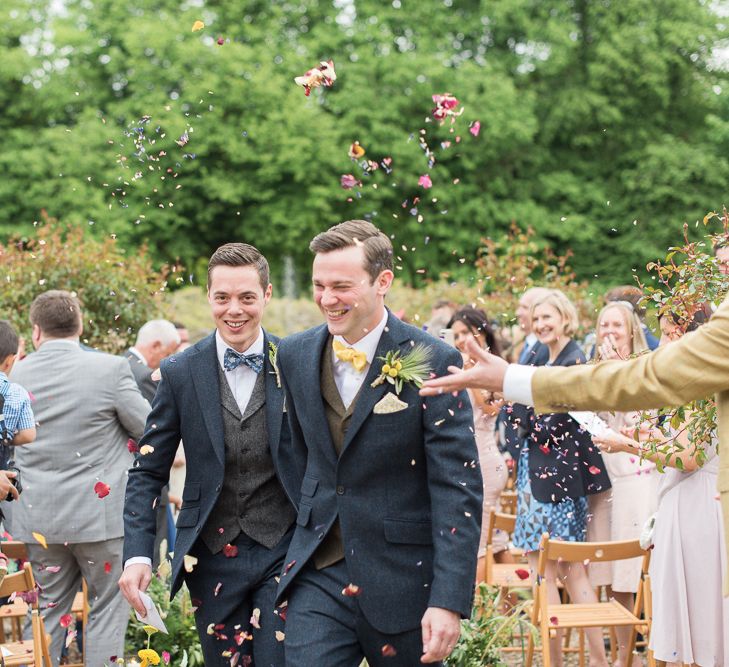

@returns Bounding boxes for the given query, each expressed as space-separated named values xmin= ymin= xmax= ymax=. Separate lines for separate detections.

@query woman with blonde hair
xmin=588 ymin=300 xmax=657 ymax=667
xmin=513 ymin=289 xmax=611 ymax=667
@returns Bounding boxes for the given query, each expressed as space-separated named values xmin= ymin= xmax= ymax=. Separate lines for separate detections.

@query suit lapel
xmin=264 ymin=331 xmax=284 ymax=464
xmin=189 ymin=334 xmax=226 ymax=467
xmin=340 ymin=312 xmax=408 ymax=454
xmin=303 ymin=326 xmax=339 ymax=466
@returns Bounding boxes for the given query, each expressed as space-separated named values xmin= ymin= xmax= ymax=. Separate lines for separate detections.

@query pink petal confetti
xmin=340 ymin=174 xmax=361 ymax=190
xmin=588 ymin=465 xmax=601 ymax=475
xmin=418 ymin=174 xmax=432 ymax=189
xmin=223 ymin=544 xmax=238 ymax=558
xmin=94 ymin=481 xmax=110 ymax=498
xmin=550 ymin=616 xmax=559 ymax=625
xmin=381 ymin=644 xmax=397 ymax=657
xmin=341 ymin=583 xmax=361 ymax=597
xmin=294 ymin=59 xmax=336 ymax=96
xmin=250 ymin=608 xmax=261 ymax=629
xmin=60 ymin=614 xmax=73 ymax=628
xmin=162 ymin=651 xmax=171 ymax=665
xmin=469 ymin=121 xmax=481 ymax=136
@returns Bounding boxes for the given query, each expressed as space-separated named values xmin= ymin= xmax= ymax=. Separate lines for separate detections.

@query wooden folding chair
xmin=0 ymin=541 xmax=29 ymax=643
xmin=499 ymin=489 xmax=518 ymax=515
xmin=526 ymin=532 xmax=654 ymax=667
xmin=479 ymin=512 xmax=532 ymax=588
xmin=0 ymin=562 xmax=52 ymax=666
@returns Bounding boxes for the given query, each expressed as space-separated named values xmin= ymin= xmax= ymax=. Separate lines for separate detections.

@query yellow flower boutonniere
xmin=268 ymin=341 xmax=281 ymax=388
xmin=371 ymin=344 xmax=433 ymax=395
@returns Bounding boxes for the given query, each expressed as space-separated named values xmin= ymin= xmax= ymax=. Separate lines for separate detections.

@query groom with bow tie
xmin=275 ymin=220 xmax=482 ymax=666
xmin=120 ymin=243 xmax=298 ymax=666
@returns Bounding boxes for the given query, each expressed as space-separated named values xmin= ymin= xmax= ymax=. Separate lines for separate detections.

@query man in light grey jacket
xmin=10 ymin=290 xmax=150 ymax=666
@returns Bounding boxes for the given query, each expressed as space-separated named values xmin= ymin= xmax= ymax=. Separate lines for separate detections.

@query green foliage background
xmin=1 ymin=0 xmax=728 ymax=289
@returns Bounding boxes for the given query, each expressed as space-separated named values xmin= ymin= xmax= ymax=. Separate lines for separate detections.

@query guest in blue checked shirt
xmin=0 ymin=320 xmax=36 ymax=452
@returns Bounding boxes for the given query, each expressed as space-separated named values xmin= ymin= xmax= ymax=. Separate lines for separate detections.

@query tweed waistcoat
xmin=313 ymin=340 xmax=361 ymax=569
xmin=200 ymin=365 xmax=295 ymax=554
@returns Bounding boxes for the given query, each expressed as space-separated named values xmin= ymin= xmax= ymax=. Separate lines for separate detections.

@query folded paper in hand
xmin=135 ymin=590 xmax=168 ymax=633
xmin=568 ymin=411 xmax=618 ymax=438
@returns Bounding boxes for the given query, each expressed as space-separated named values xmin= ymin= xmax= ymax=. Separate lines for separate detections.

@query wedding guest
xmin=419 ymin=281 xmax=729 ymax=610
xmin=604 ymin=285 xmax=659 ymax=350
xmin=513 ymin=289 xmax=610 ymax=667
xmin=448 ymin=308 xmax=513 ymax=576
xmin=11 ymin=291 xmax=150 ymax=666
xmin=589 ymin=301 xmax=656 ymax=667
xmin=714 ymin=238 xmax=729 ymax=277
xmin=593 ymin=305 xmax=727 ymax=667
xmin=423 ymin=298 xmax=456 ymax=336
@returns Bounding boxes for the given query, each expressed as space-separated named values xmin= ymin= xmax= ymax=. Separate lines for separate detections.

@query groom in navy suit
xmin=120 ymin=243 xmax=297 ymax=666
xmin=276 ymin=220 xmax=482 ymax=666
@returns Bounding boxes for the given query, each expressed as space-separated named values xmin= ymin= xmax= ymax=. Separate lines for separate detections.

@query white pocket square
xmin=373 ymin=392 xmax=408 ymax=415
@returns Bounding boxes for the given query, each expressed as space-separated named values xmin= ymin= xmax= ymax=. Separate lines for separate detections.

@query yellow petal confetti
xmin=32 ymin=532 xmax=48 ymax=549
xmin=184 ymin=554 xmax=198 ymax=573
xmin=191 ymin=20 xmax=205 ymax=32
xmin=140 ymin=445 xmax=155 ymax=455
xmin=275 ymin=630 xmax=286 ymax=642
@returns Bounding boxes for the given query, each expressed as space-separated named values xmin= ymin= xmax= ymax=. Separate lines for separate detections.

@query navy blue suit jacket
xmin=122 ymin=330 xmax=296 ymax=597
xmin=275 ymin=312 xmax=483 ymax=634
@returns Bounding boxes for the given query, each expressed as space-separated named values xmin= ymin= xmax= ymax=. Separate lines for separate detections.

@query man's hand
xmin=420 ymin=338 xmax=508 ymax=396
xmin=420 ymin=607 xmax=461 ymax=663
xmin=118 ymin=563 xmax=153 ymax=616
xmin=0 ymin=471 xmax=19 ymax=501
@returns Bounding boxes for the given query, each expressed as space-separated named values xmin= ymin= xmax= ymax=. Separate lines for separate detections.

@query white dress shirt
xmin=128 ymin=346 xmax=148 ymax=366
xmin=332 ymin=310 xmax=389 ymax=409
xmin=215 ymin=328 xmax=265 ymax=416
xmin=125 ymin=328 xmax=266 ymax=570
xmin=503 ymin=364 xmax=537 ymax=405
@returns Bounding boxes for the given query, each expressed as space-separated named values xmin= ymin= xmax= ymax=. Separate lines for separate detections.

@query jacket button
xmin=336 ymin=485 xmax=345 ymax=495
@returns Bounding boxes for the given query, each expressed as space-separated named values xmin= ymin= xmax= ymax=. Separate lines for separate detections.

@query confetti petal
xmin=32 ymin=532 xmax=48 ymax=549
xmin=294 ymin=59 xmax=336 ymax=96
xmin=514 ymin=568 xmax=530 ymax=580
xmin=94 ymin=481 xmax=111 ymax=498
xmin=60 ymin=614 xmax=73 ymax=628
xmin=191 ymin=20 xmax=205 ymax=32
xmin=418 ymin=174 xmax=432 ymax=189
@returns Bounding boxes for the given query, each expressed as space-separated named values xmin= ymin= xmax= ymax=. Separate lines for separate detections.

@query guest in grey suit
xmin=123 ymin=319 xmax=180 ymax=566
xmin=10 ymin=290 xmax=150 ymax=667
xmin=123 ymin=319 xmax=180 ymax=403
xmin=120 ymin=244 xmax=299 ymax=666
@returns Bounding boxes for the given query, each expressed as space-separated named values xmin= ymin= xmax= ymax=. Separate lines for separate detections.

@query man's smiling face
xmin=208 ymin=264 xmax=271 ymax=352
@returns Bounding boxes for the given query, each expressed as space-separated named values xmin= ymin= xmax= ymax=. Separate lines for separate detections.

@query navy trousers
xmin=285 ymin=560 xmax=443 ymax=667
xmin=185 ymin=529 xmax=291 ymax=667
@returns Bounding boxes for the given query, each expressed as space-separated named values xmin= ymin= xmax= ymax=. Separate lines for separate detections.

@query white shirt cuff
xmin=503 ymin=364 xmax=536 ymax=405
xmin=124 ymin=556 xmax=152 ymax=569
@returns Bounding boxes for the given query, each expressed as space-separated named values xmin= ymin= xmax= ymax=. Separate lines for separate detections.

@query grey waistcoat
xmin=200 ymin=365 xmax=295 ymax=554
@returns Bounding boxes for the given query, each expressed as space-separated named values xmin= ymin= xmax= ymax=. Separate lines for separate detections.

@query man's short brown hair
xmin=29 ymin=290 xmax=82 ymax=338
xmin=207 ymin=243 xmax=270 ymax=291
xmin=309 ymin=220 xmax=393 ymax=282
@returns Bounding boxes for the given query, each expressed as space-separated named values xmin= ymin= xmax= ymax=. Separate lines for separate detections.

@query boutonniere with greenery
xmin=268 ymin=341 xmax=281 ymax=388
xmin=371 ymin=344 xmax=433 ymax=395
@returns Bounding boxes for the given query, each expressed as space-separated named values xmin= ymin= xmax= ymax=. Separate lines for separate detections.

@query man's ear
xmin=376 ymin=270 xmax=394 ymax=295
xmin=264 ymin=283 xmax=273 ymax=304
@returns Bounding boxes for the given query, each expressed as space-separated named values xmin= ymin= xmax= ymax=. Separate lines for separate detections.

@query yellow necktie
xmin=333 ymin=340 xmax=368 ymax=372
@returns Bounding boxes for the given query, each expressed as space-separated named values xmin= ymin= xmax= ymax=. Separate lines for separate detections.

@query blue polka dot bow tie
xmin=223 ymin=348 xmax=265 ymax=374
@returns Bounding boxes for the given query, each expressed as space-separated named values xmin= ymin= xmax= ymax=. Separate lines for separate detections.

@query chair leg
xmin=526 ymin=628 xmax=535 ymax=667
xmin=541 ymin=619 xmax=552 ymax=667
xmin=578 ymin=628 xmax=585 ymax=667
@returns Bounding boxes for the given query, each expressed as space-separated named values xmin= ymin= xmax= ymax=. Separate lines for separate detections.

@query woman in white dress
xmin=448 ymin=308 xmax=513 ymax=577
xmin=588 ymin=302 xmax=659 ymax=667
xmin=594 ymin=307 xmax=728 ymax=667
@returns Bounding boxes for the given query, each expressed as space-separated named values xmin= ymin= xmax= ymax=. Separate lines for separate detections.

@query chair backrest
xmin=0 ymin=562 xmax=36 ymax=602
xmin=536 ymin=532 xmax=650 ymax=578
xmin=1 ymin=541 xmax=29 ymax=561
xmin=487 ymin=511 xmax=516 ymax=546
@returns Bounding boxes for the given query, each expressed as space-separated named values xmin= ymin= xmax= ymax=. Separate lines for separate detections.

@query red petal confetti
xmin=93 ymin=481 xmax=110 ymax=498
xmin=341 ymin=583 xmax=361 ymax=597
xmin=60 ymin=614 xmax=73 ymax=628
xmin=127 ymin=439 xmax=139 ymax=453
xmin=222 ymin=544 xmax=238 ymax=558
xmin=104 ymin=561 xmax=112 ymax=574
xmin=588 ymin=465 xmax=601 ymax=475
xmin=283 ymin=559 xmax=296 ymax=574
xmin=381 ymin=644 xmax=397 ymax=657
xmin=514 ymin=568 xmax=530 ymax=580
xmin=550 ymin=616 xmax=559 ymax=625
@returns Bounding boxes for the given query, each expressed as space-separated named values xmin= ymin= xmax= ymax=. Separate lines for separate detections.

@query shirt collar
xmin=215 ymin=328 xmax=265 ymax=371
xmin=128 ymin=346 xmax=148 ymax=366
xmin=333 ymin=309 xmax=389 ymax=366
xmin=524 ymin=333 xmax=538 ymax=348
